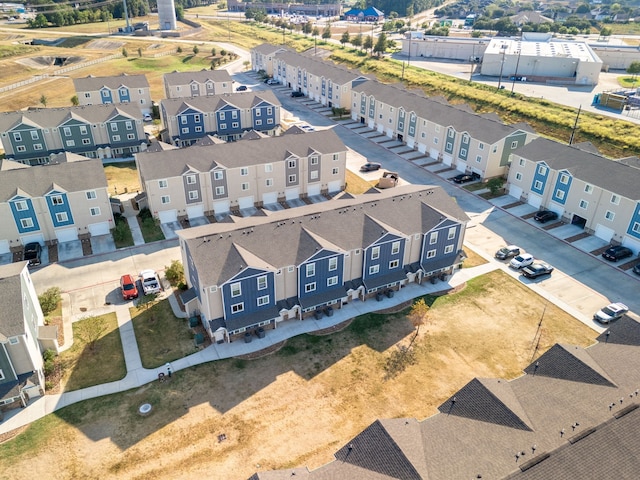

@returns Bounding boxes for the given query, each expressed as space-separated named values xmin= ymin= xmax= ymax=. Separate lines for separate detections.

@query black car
xmin=23 ymin=242 xmax=42 ymax=267
xmin=495 ymin=245 xmax=521 ymax=260
xmin=633 ymin=262 xmax=640 ymax=275
xmin=534 ymin=210 xmax=558 ymax=223
xmin=602 ymin=245 xmax=633 ymax=262
xmin=360 ymin=162 xmax=382 ymax=172
xmin=291 ymin=91 xmax=305 ymax=97
xmin=521 ymin=262 xmax=554 ymax=279
xmin=236 ymin=85 xmax=248 ymax=91
xmin=452 ymin=172 xmax=480 ymax=184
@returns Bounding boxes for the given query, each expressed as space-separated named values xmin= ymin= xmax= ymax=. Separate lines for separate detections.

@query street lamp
xmin=511 ymin=49 xmax=522 ymax=95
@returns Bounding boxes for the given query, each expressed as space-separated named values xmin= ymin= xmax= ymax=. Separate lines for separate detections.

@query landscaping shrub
xmin=164 ymin=260 xmax=185 ymax=287
xmin=39 ymin=287 xmax=61 ymax=316
xmin=138 ymin=207 xmax=153 ymax=220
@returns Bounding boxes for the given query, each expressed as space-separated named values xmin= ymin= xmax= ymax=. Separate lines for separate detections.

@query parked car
xmin=510 ymin=253 xmax=534 ymax=269
xmin=236 ymin=85 xmax=248 ymax=91
xmin=495 ymin=245 xmax=521 ymax=260
xmin=291 ymin=91 xmax=305 ymax=97
xmin=143 ymin=113 xmax=153 ymax=122
xmin=140 ymin=269 xmax=162 ymax=295
xmin=452 ymin=172 xmax=480 ymax=184
xmin=634 ymin=262 xmax=640 ymax=276
xmin=120 ymin=274 xmax=139 ymax=300
xmin=23 ymin=242 xmax=42 ymax=267
xmin=602 ymin=245 xmax=633 ymax=262
xmin=593 ymin=302 xmax=629 ymax=324
xmin=522 ymin=262 xmax=554 ymax=279
xmin=534 ymin=210 xmax=559 ymax=223
xmin=266 ymin=78 xmax=279 ymax=85
xmin=360 ymin=162 xmax=382 ymax=172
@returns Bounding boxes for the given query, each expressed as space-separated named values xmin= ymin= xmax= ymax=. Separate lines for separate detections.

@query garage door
xmin=238 ymin=196 xmax=254 ymax=210
xmin=622 ymin=236 xmax=640 ymax=255
xmin=213 ymin=200 xmax=230 ymax=214
xmin=327 ymin=180 xmax=342 ymax=193
xmin=158 ymin=209 xmax=177 ymax=223
xmin=186 ymin=205 xmax=204 ymax=219
xmin=56 ymin=227 xmax=78 ymax=243
xmin=0 ymin=239 xmax=9 ymax=254
xmin=262 ymin=192 xmax=278 ymax=205
xmin=456 ymin=162 xmax=466 ymax=173
xmin=508 ymin=185 xmax=523 ymax=200
xmin=307 ymin=184 xmax=321 ymax=197
xmin=88 ymin=222 xmax=110 ymax=236
xmin=285 ymin=188 xmax=299 ymax=201
xmin=527 ymin=194 xmax=542 ymax=209
xmin=594 ymin=224 xmax=614 ymax=242
xmin=21 ymin=233 xmax=45 ymax=246
xmin=442 ymin=154 xmax=453 ymax=166
xmin=430 ymin=148 xmax=439 ymax=160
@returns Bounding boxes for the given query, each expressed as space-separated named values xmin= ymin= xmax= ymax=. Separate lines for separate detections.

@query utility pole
xmin=569 ymin=105 xmax=582 ymax=145
xmin=511 ymin=49 xmax=522 ymax=95
xmin=497 ymin=45 xmax=507 ymax=90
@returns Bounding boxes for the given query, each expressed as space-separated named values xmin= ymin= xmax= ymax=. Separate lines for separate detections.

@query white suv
xmin=509 ymin=253 xmax=534 ymax=269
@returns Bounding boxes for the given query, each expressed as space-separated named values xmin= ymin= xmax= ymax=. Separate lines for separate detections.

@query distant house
xmin=344 ymin=6 xmax=384 ymax=22
xmin=163 ymin=69 xmax=233 ymax=99
xmin=159 ymin=91 xmax=281 ymax=146
xmin=177 ymin=185 xmax=468 ymax=343
xmin=0 ymin=156 xmax=113 ymax=250
xmin=73 ymin=74 xmax=152 ymax=114
xmin=0 ymin=263 xmax=58 ymax=415
xmin=136 ymin=129 xmax=347 ymax=223
xmin=0 ymin=104 xmax=148 ymax=165
xmin=510 ymin=10 xmax=554 ymax=26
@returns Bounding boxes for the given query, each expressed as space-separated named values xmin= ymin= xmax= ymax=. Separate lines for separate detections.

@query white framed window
xmin=265 ymin=178 xmax=273 ymax=187
xmin=230 ymin=282 xmax=242 ymax=297
xmin=446 ymin=142 xmax=452 ymax=150
xmin=515 ymin=173 xmax=522 ymax=181
xmin=63 ymin=127 xmax=71 ymax=137
xmin=240 ymin=167 xmax=249 ymax=176
xmin=537 ymin=165 xmax=547 ymax=175
xmin=209 ymin=286 xmax=217 ymax=293
xmin=369 ymin=265 xmax=380 ymax=275
xmin=110 ymin=122 xmax=118 ymax=131
xmin=332 ymin=167 xmax=339 ymax=175
xmin=181 ymin=128 xmax=189 ymax=134
xmin=633 ymin=222 xmax=640 ymax=234
xmin=327 ymin=276 xmax=338 ymax=287
xmin=257 ymin=275 xmax=267 ymax=290
xmin=159 ymin=179 xmax=168 ymax=188
xmin=16 ymin=146 xmax=26 ymax=152
xmin=186 ymin=175 xmax=196 ymax=184
xmin=328 ymin=257 xmax=337 ymax=271
xmin=476 ymin=155 xmax=482 ymax=163
xmin=15 ymin=200 xmax=27 ymax=211
xmin=427 ymin=249 xmax=436 ymax=259
xmin=55 ymin=212 xmax=68 ymax=222
xmin=355 ymin=249 xmax=361 ymax=255
xmin=460 ymin=148 xmax=467 ymax=157
xmin=519 ymin=158 xmax=525 ymax=166
xmin=560 ymin=173 xmax=570 ymax=184
xmin=82 ymin=138 xmax=91 ymax=145
xmin=21 ymin=218 xmax=34 ymax=228
xmin=389 ymin=259 xmax=399 ymax=269
xmin=34 ymin=144 xmax=43 ymax=150
xmin=241 ymin=183 xmax=249 ymax=191
xmin=90 ymin=207 xmax=100 ymax=216
xmin=448 ymin=227 xmax=456 ymax=240
xmin=257 ymin=295 xmax=269 ymax=306
xmin=534 ymin=180 xmax=543 ymax=190
xmin=288 ymin=160 xmax=296 ymax=168
xmin=112 ymin=134 xmax=121 ymax=141
xmin=288 ymin=174 xmax=296 ymax=183
xmin=306 ymin=263 xmax=315 ymax=277
xmin=305 ymin=282 xmax=316 ymax=293
xmin=430 ymin=232 xmax=438 ymax=244
xmin=584 ymin=184 xmax=593 ymax=194
xmin=579 ymin=199 xmax=588 ymax=209
xmin=605 ymin=211 xmax=615 ymax=221
xmin=125 ymin=121 xmax=133 ymax=130
xmin=215 ymin=186 xmax=225 ymax=195
xmin=193 ymin=115 xmax=201 ymax=123
xmin=65 ymin=140 xmax=75 ymax=147
xmin=310 ymin=171 xmax=319 ymax=180
xmin=213 ymin=171 xmax=223 ymax=180
xmin=219 ymin=123 xmax=227 ymax=129
xmin=333 ymin=154 xmax=339 ymax=161
xmin=51 ymin=195 xmax=64 ymax=205
xmin=264 ymin=163 xmax=273 ymax=173
xmin=219 ymin=112 xmax=225 ymax=120
xmin=444 ymin=245 xmax=454 ymax=254
xmin=13 ymin=132 xmax=22 ymax=141
xmin=232 ymin=122 xmax=239 ymax=128
xmin=161 ymin=195 xmax=170 ymax=204
xmin=371 ymin=246 xmax=380 ymax=260
xmin=188 ymin=191 xmax=199 ymax=200
xmin=231 ymin=111 xmax=238 ymax=119
xmin=310 ymin=156 xmax=318 ymax=165
xmin=555 ymin=189 xmax=565 ymax=200
xmin=611 ymin=194 xmax=620 ymax=205
xmin=479 ymin=143 xmax=484 ymax=150
xmin=231 ymin=303 xmax=244 ymax=314
xmin=391 ymin=241 xmax=400 ymax=255
xmin=288 ymin=266 xmax=295 ymax=273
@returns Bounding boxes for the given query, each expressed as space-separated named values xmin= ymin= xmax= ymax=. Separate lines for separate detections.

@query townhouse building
xmin=0 ymin=104 xmax=148 ymax=165
xmin=163 ymin=69 xmax=233 ymax=99
xmin=0 ymin=156 xmax=114 ymax=250
xmin=136 ymin=129 xmax=347 ymax=223
xmin=251 ymin=43 xmax=290 ymax=77
xmin=0 ymin=262 xmax=58 ymax=413
xmin=272 ymin=50 xmax=370 ymax=110
xmin=72 ymin=74 xmax=152 ymax=114
xmin=159 ymin=91 xmax=281 ymax=146
xmin=507 ymin=137 xmax=640 ymax=252
xmin=177 ymin=185 xmax=469 ymax=343
xmin=350 ymin=80 xmax=536 ymax=179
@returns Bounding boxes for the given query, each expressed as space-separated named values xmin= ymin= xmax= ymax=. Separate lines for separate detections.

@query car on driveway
xmin=291 ymin=91 xmax=305 ymax=97
xmin=266 ymin=78 xmax=279 ymax=85
xmin=593 ymin=302 xmax=629 ymax=324
xmin=534 ymin=210 xmax=558 ymax=223
xmin=120 ymin=274 xmax=139 ymax=300
xmin=236 ymin=85 xmax=248 ymax=91
xmin=23 ymin=242 xmax=42 ymax=267
xmin=452 ymin=172 xmax=480 ymax=184
xmin=602 ymin=245 xmax=633 ymax=262
xmin=360 ymin=162 xmax=382 ymax=172
xmin=522 ymin=262 xmax=554 ymax=279
xmin=510 ymin=253 xmax=534 ymax=269
xmin=140 ymin=269 xmax=162 ymax=295
xmin=495 ymin=245 xmax=521 ymax=260
xmin=634 ymin=262 xmax=640 ymax=275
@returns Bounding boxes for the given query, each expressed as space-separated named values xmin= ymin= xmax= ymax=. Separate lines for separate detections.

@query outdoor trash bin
xmin=386 ymin=289 xmax=394 ymax=298
xmin=189 ymin=316 xmax=199 ymax=328
xmin=376 ymin=292 xmax=384 ymax=301
xmin=256 ymin=327 xmax=266 ymax=338
xmin=314 ymin=309 xmax=323 ymax=320
xmin=324 ymin=306 xmax=334 ymax=316
xmin=194 ymin=332 xmax=204 ymax=345
xmin=244 ymin=332 xmax=252 ymax=343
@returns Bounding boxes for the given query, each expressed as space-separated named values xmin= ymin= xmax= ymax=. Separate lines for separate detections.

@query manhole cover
xmin=139 ymin=403 xmax=152 ymax=415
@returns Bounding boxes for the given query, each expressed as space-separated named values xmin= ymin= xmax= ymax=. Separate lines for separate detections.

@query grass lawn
xmin=53 ymin=313 xmax=126 ymax=392
xmin=618 ymin=76 xmax=640 ymax=88
xmin=462 ymin=247 xmax=487 ymax=268
xmin=345 ymin=169 xmax=376 ymax=194
xmin=103 ymin=161 xmax=140 ymax=196
xmin=112 ymin=214 xmax=134 ymax=249
xmin=131 ymin=298 xmax=198 ymax=369
xmin=0 ymin=270 xmax=598 ymax=479
xmin=138 ymin=216 xmax=165 ymax=243
xmin=463 ymin=182 xmax=488 ymax=192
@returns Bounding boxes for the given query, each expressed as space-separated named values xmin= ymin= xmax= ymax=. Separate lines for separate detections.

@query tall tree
xmin=373 ymin=32 xmax=387 ymax=56
xmin=340 ymin=31 xmax=350 ymax=46
xmin=363 ymin=35 xmax=373 ymax=53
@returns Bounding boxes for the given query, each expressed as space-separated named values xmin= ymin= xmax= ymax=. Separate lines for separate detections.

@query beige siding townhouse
xmin=73 ymin=74 xmax=152 ymax=114
xmin=163 ymin=69 xmax=233 ymax=99
xmin=251 ymin=43 xmax=291 ymax=76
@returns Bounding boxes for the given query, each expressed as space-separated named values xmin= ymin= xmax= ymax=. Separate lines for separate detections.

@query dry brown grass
xmin=345 ymin=169 xmax=376 ymax=194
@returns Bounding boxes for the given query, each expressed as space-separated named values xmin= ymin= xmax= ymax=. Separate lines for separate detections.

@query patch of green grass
xmin=618 ymin=76 xmax=640 ymax=88
xmin=56 ymin=36 xmax=92 ymax=48
xmin=112 ymin=214 xmax=134 ymax=248
xmin=58 ymin=313 xmax=126 ymax=391
xmin=138 ymin=217 xmax=165 ymax=243
xmin=0 ymin=414 xmax=64 ymax=461
xmin=348 ymin=313 xmax=390 ymax=336
xmin=463 ymin=182 xmax=488 ymax=192
xmin=0 ymin=44 xmax=38 ymax=59
xmin=132 ymin=299 xmax=198 ymax=369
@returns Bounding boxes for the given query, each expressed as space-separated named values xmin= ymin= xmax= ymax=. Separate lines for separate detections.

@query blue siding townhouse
xmin=160 ymin=91 xmax=281 ymax=146
xmin=177 ymin=185 xmax=468 ymax=343
xmin=73 ymin=74 xmax=152 ymax=115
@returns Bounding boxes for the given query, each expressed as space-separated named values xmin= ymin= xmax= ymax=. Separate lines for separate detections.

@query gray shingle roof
xmin=179 ymin=185 xmax=469 ymax=287
xmin=160 ymin=90 xmax=280 ymax=117
xmin=136 ymin=129 xmax=346 ymax=182
xmin=513 ymin=137 xmax=640 ymax=201
xmin=253 ymin=43 xmax=291 ymax=56
xmin=163 ymin=69 xmax=232 ymax=87
xmin=275 ymin=50 xmax=370 ymax=85
xmin=352 ymin=79 xmax=534 ymax=144
xmin=72 ymin=73 xmax=149 ymax=91
xmin=0 ymin=263 xmax=27 ymax=339
xmin=0 ymin=158 xmax=107 ymax=202
xmin=596 ymin=314 xmax=640 ymax=346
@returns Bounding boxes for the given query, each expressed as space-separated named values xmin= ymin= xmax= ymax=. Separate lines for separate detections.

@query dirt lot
xmin=0 ymin=270 xmax=596 ymax=480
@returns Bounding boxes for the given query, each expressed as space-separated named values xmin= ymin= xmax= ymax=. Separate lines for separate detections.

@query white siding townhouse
xmin=136 ymin=129 xmax=348 ymax=223
xmin=507 ymin=137 xmax=640 ymax=252
xmin=177 ymin=185 xmax=469 ymax=343
xmin=251 ymin=43 xmax=290 ymax=77
xmin=73 ymin=73 xmax=152 ymax=114
xmin=163 ymin=69 xmax=233 ymax=99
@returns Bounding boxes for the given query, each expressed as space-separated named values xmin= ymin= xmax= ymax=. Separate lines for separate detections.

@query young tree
xmin=340 ymin=31 xmax=350 ymax=46
xmin=322 ymin=24 xmax=332 ymax=40
xmin=70 ymin=95 xmax=79 ymax=106
xmin=193 ymin=45 xmax=199 ymax=55
xmin=137 ymin=47 xmax=142 ymax=57
xmin=165 ymin=260 xmax=185 ymax=286
xmin=312 ymin=26 xmax=320 ymax=39
xmin=408 ymin=298 xmax=430 ymax=349
xmin=40 ymin=94 xmax=48 ymax=107
xmin=373 ymin=32 xmax=387 ymax=56
xmin=75 ymin=316 xmax=108 ymax=351
xmin=39 ymin=287 xmax=62 ymax=316
xmin=627 ymin=61 xmax=640 ymax=79
xmin=352 ymin=33 xmax=363 ymax=49
xmin=122 ymin=47 xmax=128 ymax=57
xmin=363 ymin=35 xmax=373 ymax=53
xmin=211 ymin=47 xmax=216 ymax=56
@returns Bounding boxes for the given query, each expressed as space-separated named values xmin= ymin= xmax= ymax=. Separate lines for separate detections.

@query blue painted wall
xmin=222 ymin=268 xmax=276 ymax=320
xmin=9 ymin=197 xmax=40 ymax=233
xmin=46 ymin=191 xmax=74 ymax=227
xmin=298 ymin=250 xmax=344 ymax=301
xmin=531 ymin=162 xmax=550 ymax=195
xmin=551 ymin=170 xmax=572 ymax=205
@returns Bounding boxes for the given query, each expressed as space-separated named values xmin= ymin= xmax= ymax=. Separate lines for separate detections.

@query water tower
xmin=157 ymin=0 xmax=177 ymax=30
